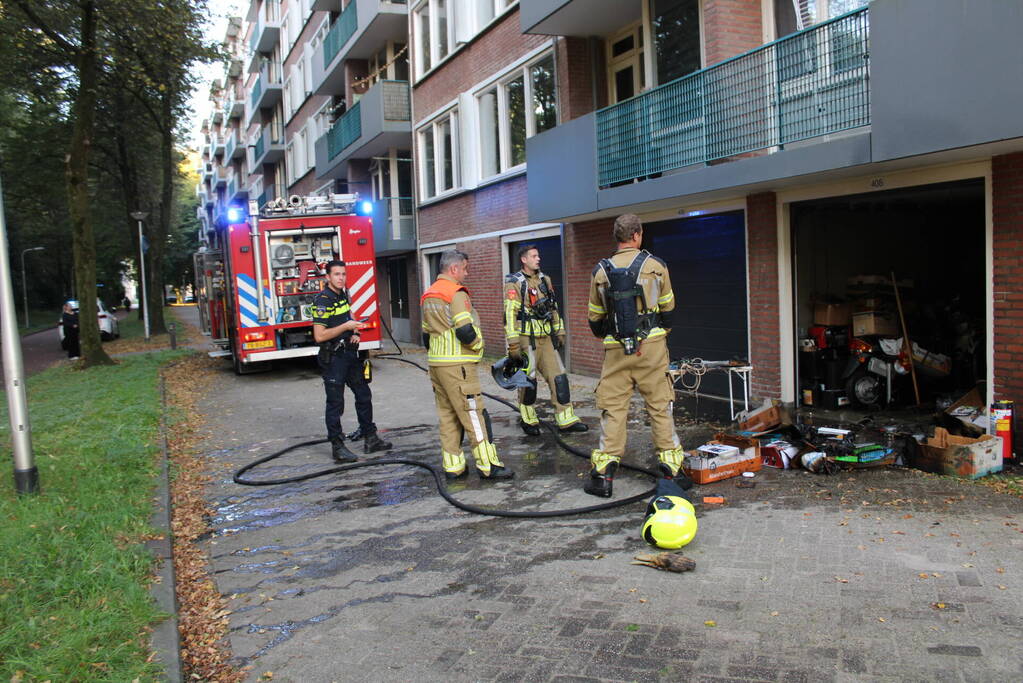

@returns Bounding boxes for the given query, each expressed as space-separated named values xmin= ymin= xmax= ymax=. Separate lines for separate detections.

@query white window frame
xmin=413 ymin=0 xmax=456 ymax=79
xmin=420 ymin=243 xmax=455 ymax=292
xmin=475 ymin=50 xmax=557 ymax=181
xmin=417 ymin=108 xmax=460 ymax=201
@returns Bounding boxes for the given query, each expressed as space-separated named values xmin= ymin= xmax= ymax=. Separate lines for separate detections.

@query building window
xmin=651 ymin=0 xmax=701 ymax=84
xmin=477 ymin=52 xmax=557 ymax=178
xmin=473 ymin=0 xmax=514 ymax=31
xmin=418 ymin=111 xmax=458 ymax=199
xmin=414 ymin=0 xmax=454 ymax=77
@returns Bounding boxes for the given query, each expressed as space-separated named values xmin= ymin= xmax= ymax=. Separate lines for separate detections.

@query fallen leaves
xmin=165 ymin=354 xmax=245 ymax=683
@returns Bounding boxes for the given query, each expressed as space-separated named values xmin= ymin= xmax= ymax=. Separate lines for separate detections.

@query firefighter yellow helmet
xmin=642 ymin=495 xmax=697 ymax=549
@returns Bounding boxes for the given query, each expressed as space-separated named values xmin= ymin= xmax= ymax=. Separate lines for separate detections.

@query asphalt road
xmin=1 ymin=309 xmax=131 ymax=379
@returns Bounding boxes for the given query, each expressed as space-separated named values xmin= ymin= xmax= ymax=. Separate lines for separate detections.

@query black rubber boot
xmin=559 ymin=422 xmax=589 ymax=433
xmin=364 ymin=432 xmax=392 ymax=453
xmin=478 ymin=465 xmax=515 ymax=480
xmin=518 ymin=419 xmax=542 ymax=436
xmin=445 ymin=469 xmax=468 ymax=481
xmin=583 ymin=462 xmax=617 ymax=498
xmin=345 ymin=426 xmax=364 ymax=441
xmin=658 ymin=462 xmax=694 ymax=490
xmin=331 ymin=438 xmax=358 ymax=463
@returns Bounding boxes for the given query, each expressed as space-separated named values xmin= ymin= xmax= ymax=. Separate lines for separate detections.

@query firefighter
xmin=583 ymin=214 xmax=689 ymax=497
xmin=312 ymin=260 xmax=392 ymax=462
xmin=421 ymin=250 xmax=513 ymax=480
xmin=504 ymin=244 xmax=587 ymax=435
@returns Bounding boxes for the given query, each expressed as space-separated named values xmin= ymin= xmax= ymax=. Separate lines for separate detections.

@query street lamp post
xmin=130 ymin=211 xmax=150 ymax=341
xmin=20 ymin=246 xmax=44 ymax=328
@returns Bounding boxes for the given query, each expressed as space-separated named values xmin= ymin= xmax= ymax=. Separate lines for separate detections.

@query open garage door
xmin=792 ymin=179 xmax=986 ymax=409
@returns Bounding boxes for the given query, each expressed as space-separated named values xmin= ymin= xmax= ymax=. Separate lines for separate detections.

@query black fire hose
xmin=232 ymin=318 xmax=660 ymax=518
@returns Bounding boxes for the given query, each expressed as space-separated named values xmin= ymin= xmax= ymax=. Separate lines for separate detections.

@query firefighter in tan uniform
xmin=583 ymin=214 xmax=689 ymax=497
xmin=504 ymin=244 xmax=588 ymax=435
xmin=421 ymin=250 xmax=514 ymax=481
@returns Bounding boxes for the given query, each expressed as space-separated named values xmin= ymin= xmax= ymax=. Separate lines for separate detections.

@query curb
xmin=147 ymin=376 xmax=183 ymax=682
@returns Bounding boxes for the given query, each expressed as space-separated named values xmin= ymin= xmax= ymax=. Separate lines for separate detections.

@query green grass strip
xmin=0 ymin=350 xmax=190 ymax=681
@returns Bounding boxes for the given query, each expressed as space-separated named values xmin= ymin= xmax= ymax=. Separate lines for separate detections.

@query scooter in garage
xmin=842 ymin=337 xmax=909 ymax=407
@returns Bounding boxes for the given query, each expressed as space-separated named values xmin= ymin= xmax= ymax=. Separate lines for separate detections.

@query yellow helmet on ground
xmin=642 ymin=495 xmax=698 ymax=549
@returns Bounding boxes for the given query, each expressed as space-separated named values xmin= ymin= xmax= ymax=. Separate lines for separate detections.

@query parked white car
xmin=57 ymin=299 xmax=120 ymax=345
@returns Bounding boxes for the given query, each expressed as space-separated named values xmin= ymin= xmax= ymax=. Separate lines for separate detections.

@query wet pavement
xmin=192 ymin=339 xmax=1023 ymax=682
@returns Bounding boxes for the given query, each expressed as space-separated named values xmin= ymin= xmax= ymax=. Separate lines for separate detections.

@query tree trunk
xmin=146 ymin=92 xmax=175 ymax=336
xmin=66 ymin=0 xmax=113 ymax=367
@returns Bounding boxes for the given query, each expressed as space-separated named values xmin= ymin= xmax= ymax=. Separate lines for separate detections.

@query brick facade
xmin=702 ymin=0 xmax=764 ymax=67
xmin=412 ymin=9 xmax=552 ymax=121
xmin=992 ymin=153 xmax=1023 ymax=437
xmin=562 ymin=218 xmax=616 ymax=375
xmin=746 ymin=192 xmax=781 ymax=401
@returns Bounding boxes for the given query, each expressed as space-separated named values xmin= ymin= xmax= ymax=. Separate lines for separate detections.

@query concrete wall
xmin=871 ymin=0 xmax=1023 ymax=162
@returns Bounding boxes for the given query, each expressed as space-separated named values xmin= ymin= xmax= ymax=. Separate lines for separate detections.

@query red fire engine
xmin=194 ymin=194 xmax=382 ymax=373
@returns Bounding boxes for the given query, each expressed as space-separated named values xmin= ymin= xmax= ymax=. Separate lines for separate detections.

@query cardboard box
xmin=915 ymin=427 xmax=1003 ymax=479
xmin=945 ymin=386 xmax=986 ymax=437
xmin=852 ymin=311 xmax=898 ymax=337
xmin=684 ymin=447 xmax=762 ymax=484
xmin=761 ymin=441 xmax=799 ymax=469
xmin=814 ymin=303 xmax=852 ymax=326
xmin=738 ymin=404 xmax=782 ymax=432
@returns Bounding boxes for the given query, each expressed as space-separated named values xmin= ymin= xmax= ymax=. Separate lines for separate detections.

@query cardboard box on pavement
xmin=684 ymin=434 xmax=762 ymax=484
xmin=916 ymin=427 xmax=1003 ymax=479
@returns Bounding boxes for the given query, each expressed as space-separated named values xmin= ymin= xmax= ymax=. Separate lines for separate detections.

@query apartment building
xmin=522 ymin=0 xmax=1023 ymax=413
xmin=198 ymin=0 xmax=1023 ymax=421
xmin=197 ymin=0 xmax=419 ymax=341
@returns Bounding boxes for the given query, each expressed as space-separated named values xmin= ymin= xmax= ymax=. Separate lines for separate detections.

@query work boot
xmin=345 ymin=426 xmax=364 ymax=441
xmin=559 ymin=421 xmax=589 ymax=433
xmin=364 ymin=432 xmax=392 ymax=453
xmin=583 ymin=462 xmax=617 ymax=498
xmin=445 ymin=468 xmax=468 ymax=481
xmin=659 ymin=462 xmax=694 ymax=490
xmin=331 ymin=438 xmax=358 ymax=463
xmin=518 ymin=419 xmax=542 ymax=436
xmin=478 ymin=464 xmax=515 ymax=480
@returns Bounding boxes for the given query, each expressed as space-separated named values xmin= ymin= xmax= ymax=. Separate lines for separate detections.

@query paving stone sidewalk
xmin=192 ymin=344 xmax=1023 ymax=683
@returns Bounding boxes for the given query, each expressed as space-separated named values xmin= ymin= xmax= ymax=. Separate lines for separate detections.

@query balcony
xmin=248 ymin=2 xmax=281 ymax=55
xmin=311 ymin=0 xmax=342 ymax=10
xmin=228 ymin=97 xmax=245 ymax=119
xmin=369 ymin=196 xmax=416 ymax=256
xmin=251 ymin=126 xmax=285 ymax=167
xmin=313 ymin=0 xmax=409 ymax=96
xmin=527 ymin=7 xmax=875 ymax=222
xmin=201 ymin=162 xmax=214 ymax=184
xmin=248 ymin=61 xmax=283 ymax=125
xmin=520 ymin=0 xmax=639 ymax=37
xmin=314 ymin=80 xmax=411 ymax=179
xmin=212 ymin=134 xmax=226 ymax=158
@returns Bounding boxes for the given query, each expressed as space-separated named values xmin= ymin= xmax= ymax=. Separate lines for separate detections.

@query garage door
xmin=644 ymin=211 xmax=749 ymax=398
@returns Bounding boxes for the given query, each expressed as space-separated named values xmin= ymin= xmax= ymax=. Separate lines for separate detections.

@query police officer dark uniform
xmin=584 ymin=214 xmax=688 ymax=498
xmin=504 ymin=244 xmax=587 ymax=435
xmin=421 ymin=250 xmax=513 ymax=480
xmin=312 ymin=260 xmax=391 ymax=462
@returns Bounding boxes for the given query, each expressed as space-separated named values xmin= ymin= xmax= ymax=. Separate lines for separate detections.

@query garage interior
xmin=792 ymin=178 xmax=986 ymax=411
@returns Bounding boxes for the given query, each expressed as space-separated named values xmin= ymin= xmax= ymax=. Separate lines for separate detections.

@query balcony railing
xmin=323 ymin=0 xmax=358 ymax=69
xmin=596 ymin=7 xmax=869 ymax=187
xmin=250 ymin=76 xmax=263 ymax=108
xmin=327 ymin=100 xmax=361 ymax=160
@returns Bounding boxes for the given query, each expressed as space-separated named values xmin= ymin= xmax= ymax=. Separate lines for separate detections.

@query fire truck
xmin=193 ymin=194 xmax=382 ymax=373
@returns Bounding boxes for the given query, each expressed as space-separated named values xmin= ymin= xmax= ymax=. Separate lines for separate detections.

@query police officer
xmin=422 ymin=250 xmax=513 ymax=480
xmin=312 ymin=260 xmax=391 ymax=462
xmin=584 ymin=214 xmax=688 ymax=497
xmin=504 ymin=244 xmax=587 ymax=435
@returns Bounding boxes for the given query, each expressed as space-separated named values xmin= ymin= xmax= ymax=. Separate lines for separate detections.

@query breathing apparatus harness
xmin=597 ymin=250 xmax=657 ymax=355
xmin=508 ymin=270 xmax=561 ymax=350
xmin=232 ymin=316 xmax=661 ymax=518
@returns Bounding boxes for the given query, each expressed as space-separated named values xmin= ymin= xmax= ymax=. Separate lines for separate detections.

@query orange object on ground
xmin=702 ymin=496 xmax=726 ymax=504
